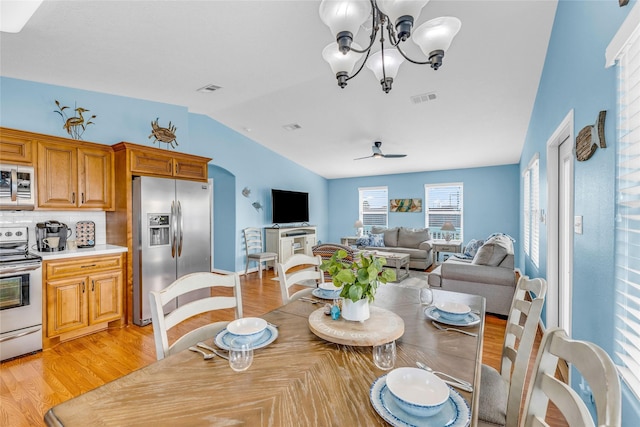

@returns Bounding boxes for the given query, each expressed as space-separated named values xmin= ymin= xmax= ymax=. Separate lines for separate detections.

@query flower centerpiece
xmin=320 ymin=249 xmax=396 ymax=321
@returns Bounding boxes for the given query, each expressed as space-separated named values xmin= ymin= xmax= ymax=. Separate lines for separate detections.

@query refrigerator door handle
xmin=170 ymin=200 xmax=177 ymax=258
xmin=177 ymin=200 xmax=184 ymax=257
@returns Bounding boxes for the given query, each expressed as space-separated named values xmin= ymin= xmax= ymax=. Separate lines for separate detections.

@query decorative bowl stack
xmin=385 ymin=367 xmax=449 ymax=417
xmin=316 ymin=282 xmax=342 ymax=299
xmin=226 ymin=317 xmax=268 ymax=344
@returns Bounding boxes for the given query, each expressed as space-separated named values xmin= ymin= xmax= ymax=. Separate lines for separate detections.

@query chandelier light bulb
xmin=319 ymin=0 xmax=370 ymax=53
xmin=322 ymin=42 xmax=364 ymax=88
xmin=376 ymin=0 xmax=430 ymax=41
xmin=366 ymin=49 xmax=405 ymax=92
xmin=412 ymin=16 xmax=462 ymax=69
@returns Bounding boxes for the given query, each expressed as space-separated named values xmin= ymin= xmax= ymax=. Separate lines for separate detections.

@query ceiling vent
xmin=410 ymin=91 xmax=437 ymax=104
xmin=197 ymin=84 xmax=222 ymax=93
xmin=283 ymin=123 xmax=302 ymax=131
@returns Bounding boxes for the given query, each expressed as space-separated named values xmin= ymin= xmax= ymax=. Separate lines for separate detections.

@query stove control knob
xmin=15 ymin=231 xmax=23 ymax=236
xmin=5 ymin=231 xmax=13 ymax=237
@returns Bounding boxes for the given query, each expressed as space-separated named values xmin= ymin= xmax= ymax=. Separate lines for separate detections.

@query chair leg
xmin=258 ymin=261 xmax=263 ymax=279
xmin=245 ymin=259 xmax=250 ymax=276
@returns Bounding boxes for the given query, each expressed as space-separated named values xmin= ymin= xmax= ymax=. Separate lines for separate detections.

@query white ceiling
xmin=0 ymin=0 xmax=557 ymax=179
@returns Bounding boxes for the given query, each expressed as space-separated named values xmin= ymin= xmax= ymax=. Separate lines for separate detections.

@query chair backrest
xmin=501 ymin=275 xmax=548 ymax=426
xmin=149 ymin=271 xmax=243 ymax=360
xmin=243 ymin=227 xmax=265 ymax=255
xmin=522 ymin=327 xmax=621 ymax=427
xmin=312 ymin=243 xmax=355 ymax=281
xmin=276 ymin=254 xmax=324 ymax=304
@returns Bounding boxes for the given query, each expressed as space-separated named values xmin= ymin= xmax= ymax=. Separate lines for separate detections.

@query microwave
xmin=0 ymin=164 xmax=35 ymax=210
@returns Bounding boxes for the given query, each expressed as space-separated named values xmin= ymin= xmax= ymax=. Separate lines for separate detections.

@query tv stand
xmin=265 ymin=226 xmax=317 ymax=265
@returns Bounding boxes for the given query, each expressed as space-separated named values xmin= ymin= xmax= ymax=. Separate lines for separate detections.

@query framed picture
xmin=390 ymin=198 xmax=422 ymax=212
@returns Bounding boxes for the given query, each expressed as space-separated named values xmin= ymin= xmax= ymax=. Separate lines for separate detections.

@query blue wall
xmin=0 ymin=77 xmax=329 ymax=272
xmin=520 ymin=1 xmax=639 ymax=423
xmin=327 ymin=165 xmax=520 ymax=254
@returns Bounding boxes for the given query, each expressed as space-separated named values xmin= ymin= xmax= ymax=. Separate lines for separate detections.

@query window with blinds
xmin=523 ymin=155 xmax=540 ymax=267
xmin=611 ymin=11 xmax=640 ymax=400
xmin=359 ymin=186 xmax=388 ymax=228
xmin=425 ymin=183 xmax=463 ymax=240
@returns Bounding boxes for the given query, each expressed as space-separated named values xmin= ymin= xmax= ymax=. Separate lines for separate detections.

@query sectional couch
xmin=356 ymin=226 xmax=434 ymax=270
xmin=427 ymin=234 xmax=517 ymax=316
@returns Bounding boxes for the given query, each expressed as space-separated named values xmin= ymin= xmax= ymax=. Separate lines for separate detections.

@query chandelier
xmin=319 ymin=0 xmax=461 ymax=93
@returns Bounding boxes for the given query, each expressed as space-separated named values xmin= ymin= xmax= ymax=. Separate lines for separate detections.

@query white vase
xmin=341 ymin=298 xmax=370 ymax=322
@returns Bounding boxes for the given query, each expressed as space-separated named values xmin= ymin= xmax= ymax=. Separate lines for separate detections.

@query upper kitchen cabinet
xmin=116 ymin=142 xmax=209 ymax=181
xmin=0 ymin=127 xmax=35 ymax=165
xmin=37 ymin=139 xmax=114 ymax=210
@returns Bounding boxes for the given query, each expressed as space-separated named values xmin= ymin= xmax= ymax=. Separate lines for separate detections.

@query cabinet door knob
xmin=82 ymin=281 xmax=85 ymax=293
xmin=82 ymin=193 xmax=85 ymax=204
xmin=92 ymin=280 xmax=95 ymax=292
xmin=72 ymin=192 xmax=76 ymax=204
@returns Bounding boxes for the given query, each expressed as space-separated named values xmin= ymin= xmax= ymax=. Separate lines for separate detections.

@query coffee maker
xmin=36 ymin=221 xmax=71 ymax=252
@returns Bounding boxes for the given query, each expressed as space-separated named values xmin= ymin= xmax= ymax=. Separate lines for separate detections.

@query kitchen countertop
xmin=33 ymin=244 xmax=127 ymax=261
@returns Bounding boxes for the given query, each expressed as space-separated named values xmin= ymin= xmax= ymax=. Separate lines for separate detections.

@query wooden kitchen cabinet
xmin=126 ymin=144 xmax=209 ymax=180
xmin=44 ymin=254 xmax=124 ymax=347
xmin=37 ymin=140 xmax=114 ymax=210
xmin=0 ymin=128 xmax=34 ymax=164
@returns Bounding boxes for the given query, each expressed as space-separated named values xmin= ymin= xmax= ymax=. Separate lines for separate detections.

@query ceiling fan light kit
xmin=355 ymin=141 xmax=407 ymax=160
xmin=319 ymin=0 xmax=461 ymax=93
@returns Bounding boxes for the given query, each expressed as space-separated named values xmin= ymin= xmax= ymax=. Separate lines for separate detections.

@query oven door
xmin=0 ymin=164 xmax=35 ymax=210
xmin=0 ymin=263 xmax=43 ymax=361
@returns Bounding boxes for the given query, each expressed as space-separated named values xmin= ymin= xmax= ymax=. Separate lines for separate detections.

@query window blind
xmin=425 ymin=183 xmax=463 ymax=240
xmin=613 ymin=15 xmax=640 ymax=400
xmin=359 ymin=186 xmax=388 ymax=228
xmin=524 ymin=169 xmax=531 ymax=256
xmin=531 ymin=158 xmax=540 ymax=267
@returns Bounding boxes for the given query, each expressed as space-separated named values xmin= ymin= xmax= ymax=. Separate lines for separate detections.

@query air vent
xmin=283 ymin=123 xmax=302 ymax=131
xmin=197 ymin=84 xmax=222 ymax=93
xmin=410 ymin=91 xmax=437 ymax=104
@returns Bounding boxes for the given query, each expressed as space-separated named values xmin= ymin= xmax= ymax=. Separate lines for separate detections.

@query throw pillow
xmin=355 ymin=235 xmax=370 ymax=247
xmin=369 ymin=233 xmax=385 ymax=247
xmin=383 ymin=227 xmax=399 ymax=247
xmin=464 ymin=239 xmax=484 ymax=258
xmin=472 ymin=236 xmax=510 ymax=266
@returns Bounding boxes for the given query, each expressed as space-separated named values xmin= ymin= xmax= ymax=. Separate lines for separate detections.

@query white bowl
xmin=318 ymin=282 xmax=342 ymax=292
xmin=226 ymin=317 xmax=267 ymax=343
xmin=386 ymin=367 xmax=449 ymax=417
xmin=434 ymin=301 xmax=471 ymax=321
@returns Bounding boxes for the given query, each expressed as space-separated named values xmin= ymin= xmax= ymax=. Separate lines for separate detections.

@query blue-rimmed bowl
xmin=385 ymin=367 xmax=449 ymax=417
xmin=434 ymin=301 xmax=471 ymax=321
xmin=318 ymin=282 xmax=342 ymax=297
xmin=226 ymin=317 xmax=267 ymax=344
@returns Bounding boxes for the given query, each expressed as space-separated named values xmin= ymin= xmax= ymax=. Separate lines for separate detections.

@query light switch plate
xmin=574 ymin=215 xmax=583 ymax=234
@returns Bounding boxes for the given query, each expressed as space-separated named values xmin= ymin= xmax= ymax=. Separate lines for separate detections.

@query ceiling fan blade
xmin=354 ymin=155 xmax=374 ymax=160
xmin=382 ymin=154 xmax=407 ymax=158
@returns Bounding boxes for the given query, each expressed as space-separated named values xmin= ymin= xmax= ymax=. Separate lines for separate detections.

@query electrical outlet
xmin=574 ymin=215 xmax=583 ymax=234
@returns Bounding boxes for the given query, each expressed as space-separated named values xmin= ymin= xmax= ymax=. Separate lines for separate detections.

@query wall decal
xmin=54 ymin=100 xmax=96 ymax=140
xmin=149 ymin=118 xmax=178 ymax=148
xmin=575 ymin=110 xmax=606 ymax=161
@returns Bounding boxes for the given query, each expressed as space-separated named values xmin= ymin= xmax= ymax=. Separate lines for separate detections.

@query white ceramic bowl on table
xmin=226 ymin=317 xmax=268 ymax=344
xmin=318 ymin=282 xmax=342 ymax=298
xmin=385 ymin=367 xmax=449 ymax=417
xmin=434 ymin=301 xmax=471 ymax=321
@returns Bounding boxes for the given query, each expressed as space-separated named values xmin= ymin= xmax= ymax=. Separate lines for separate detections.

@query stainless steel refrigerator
xmin=132 ymin=176 xmax=212 ymax=326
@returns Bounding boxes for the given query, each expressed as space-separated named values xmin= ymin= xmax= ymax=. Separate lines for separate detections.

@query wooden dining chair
xmin=478 ymin=275 xmax=547 ymax=427
xmin=243 ymin=227 xmax=278 ymax=278
xmin=312 ymin=243 xmax=355 ymax=282
xmin=276 ymin=254 xmax=324 ymax=304
xmin=149 ymin=271 xmax=243 ymax=360
xmin=521 ymin=327 xmax=621 ymax=427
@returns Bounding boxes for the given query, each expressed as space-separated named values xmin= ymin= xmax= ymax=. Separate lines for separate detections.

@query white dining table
xmin=44 ymin=285 xmax=485 ymax=426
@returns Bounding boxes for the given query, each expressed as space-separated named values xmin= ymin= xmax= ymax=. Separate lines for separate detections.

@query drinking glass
xmin=229 ymin=338 xmax=253 ymax=372
xmin=419 ymin=288 xmax=433 ymax=306
xmin=373 ymin=341 xmax=396 ymax=370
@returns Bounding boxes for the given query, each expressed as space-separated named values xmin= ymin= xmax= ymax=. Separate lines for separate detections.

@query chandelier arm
xmin=394 ymin=43 xmax=432 ymax=65
xmin=386 ymin=22 xmax=402 ymax=48
xmin=348 ymin=0 xmax=379 ymax=54
xmin=345 ymin=48 xmax=373 ymax=82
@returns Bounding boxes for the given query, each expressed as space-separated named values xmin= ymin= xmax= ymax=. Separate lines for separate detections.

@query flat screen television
xmin=271 ymin=189 xmax=309 ymax=224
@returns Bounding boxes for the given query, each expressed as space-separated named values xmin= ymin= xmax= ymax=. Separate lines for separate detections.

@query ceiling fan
xmin=354 ymin=141 xmax=407 ymax=160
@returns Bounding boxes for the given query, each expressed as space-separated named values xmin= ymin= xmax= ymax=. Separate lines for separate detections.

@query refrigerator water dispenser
xmin=148 ymin=214 xmax=170 ymax=246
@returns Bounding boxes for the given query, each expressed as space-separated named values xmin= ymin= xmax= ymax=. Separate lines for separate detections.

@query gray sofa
xmin=357 ymin=226 xmax=434 ymax=270
xmin=427 ymin=234 xmax=517 ymax=316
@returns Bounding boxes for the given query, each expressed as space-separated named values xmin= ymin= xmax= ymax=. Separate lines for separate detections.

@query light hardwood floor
xmin=0 ymin=269 xmax=567 ymax=426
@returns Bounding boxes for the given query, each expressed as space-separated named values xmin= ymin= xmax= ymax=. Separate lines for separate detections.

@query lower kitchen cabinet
xmin=44 ymin=253 xmax=124 ymax=348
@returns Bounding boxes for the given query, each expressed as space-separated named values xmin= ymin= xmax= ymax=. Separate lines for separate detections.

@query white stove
xmin=0 ymin=226 xmax=43 ymax=361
